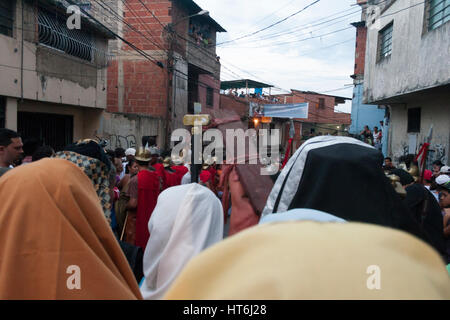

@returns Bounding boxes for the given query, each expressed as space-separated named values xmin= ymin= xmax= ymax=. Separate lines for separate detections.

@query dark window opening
xmin=0 ymin=0 xmax=15 ymax=37
xmin=407 ymin=107 xmax=421 ymax=133
xmin=318 ymin=98 xmax=325 ymax=109
xmin=18 ymin=112 xmax=73 ymax=152
xmin=206 ymin=87 xmax=214 ymax=107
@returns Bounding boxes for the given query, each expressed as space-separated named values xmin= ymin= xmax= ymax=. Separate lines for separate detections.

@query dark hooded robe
xmin=262 ymin=136 xmax=429 ymax=249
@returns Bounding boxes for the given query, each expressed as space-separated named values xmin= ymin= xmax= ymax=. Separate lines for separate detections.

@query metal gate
xmin=18 ymin=112 xmax=73 ymax=151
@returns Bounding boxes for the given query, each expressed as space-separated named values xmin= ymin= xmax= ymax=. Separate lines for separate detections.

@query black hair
xmin=114 ymin=147 xmax=126 ymax=158
xmin=432 ymin=160 xmax=443 ymax=167
xmin=23 ymin=138 xmax=40 ymax=156
xmin=126 ymin=159 xmax=136 ymax=174
xmin=0 ymin=128 xmax=20 ymax=147
xmin=136 ymin=159 xmax=150 ymax=167
xmin=384 ymin=157 xmax=392 ymax=161
xmin=32 ymin=146 xmax=54 ymax=162
xmin=398 ymin=154 xmax=417 ymax=168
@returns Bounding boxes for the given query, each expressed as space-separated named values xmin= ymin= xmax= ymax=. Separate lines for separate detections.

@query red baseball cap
xmin=424 ymin=169 xmax=432 ymax=181
xmin=199 ymin=170 xmax=211 ymax=183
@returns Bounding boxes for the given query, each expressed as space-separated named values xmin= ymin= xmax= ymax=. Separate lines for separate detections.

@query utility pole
xmin=164 ymin=26 xmax=175 ymax=151
xmin=183 ymin=114 xmax=211 ymax=183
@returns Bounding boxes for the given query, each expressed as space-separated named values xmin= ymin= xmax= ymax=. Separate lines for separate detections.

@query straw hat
xmin=163 ymin=157 xmax=173 ymax=168
xmin=135 ymin=147 xmax=151 ymax=162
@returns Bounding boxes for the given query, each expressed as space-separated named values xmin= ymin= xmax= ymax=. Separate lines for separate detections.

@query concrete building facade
xmin=348 ymin=3 xmax=386 ymax=142
xmin=0 ymin=0 xmax=113 ymax=150
xmin=363 ymin=0 xmax=450 ymax=165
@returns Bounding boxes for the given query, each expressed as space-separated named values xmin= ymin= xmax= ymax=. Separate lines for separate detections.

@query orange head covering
xmin=0 ymin=158 xmax=142 ymax=299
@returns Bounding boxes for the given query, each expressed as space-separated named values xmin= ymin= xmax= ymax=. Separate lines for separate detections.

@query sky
xmin=193 ymin=0 xmax=360 ymax=113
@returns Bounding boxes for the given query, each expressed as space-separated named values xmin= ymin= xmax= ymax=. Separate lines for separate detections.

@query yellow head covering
xmin=164 ymin=222 xmax=450 ymax=299
xmin=0 ymin=158 xmax=142 ymax=299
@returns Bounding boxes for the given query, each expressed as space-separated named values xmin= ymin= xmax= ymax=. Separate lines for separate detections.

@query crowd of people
xmin=359 ymin=123 xmax=384 ymax=150
xmin=1 ymin=127 xmax=450 ymax=299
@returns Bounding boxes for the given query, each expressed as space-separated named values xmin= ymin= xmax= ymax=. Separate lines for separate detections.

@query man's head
xmin=384 ymin=157 xmax=393 ymax=168
xmin=114 ymin=147 xmax=126 ymax=160
xmin=113 ymin=157 xmax=123 ymax=175
xmin=125 ymin=148 xmax=136 ymax=162
xmin=440 ymin=166 xmax=450 ymax=175
xmin=436 ymin=175 xmax=450 ymax=208
xmin=0 ymin=129 xmax=24 ymax=167
xmin=374 ymin=127 xmax=378 ymax=132
xmin=433 ymin=160 xmax=443 ymax=176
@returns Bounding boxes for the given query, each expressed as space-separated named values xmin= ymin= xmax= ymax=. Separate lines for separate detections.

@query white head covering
xmin=140 ymin=183 xmax=224 ymax=300
xmin=125 ymin=148 xmax=136 ymax=156
xmin=260 ymin=208 xmax=346 ymax=224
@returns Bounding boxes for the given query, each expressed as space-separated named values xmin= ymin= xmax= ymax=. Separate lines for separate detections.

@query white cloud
xmin=194 ymin=0 xmax=360 ymax=113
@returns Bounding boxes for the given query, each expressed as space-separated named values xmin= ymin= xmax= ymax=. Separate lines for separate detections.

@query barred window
xmin=428 ymin=0 xmax=450 ymax=30
xmin=38 ymin=7 xmax=93 ymax=62
xmin=379 ymin=22 xmax=393 ymax=60
xmin=0 ymin=0 xmax=15 ymax=37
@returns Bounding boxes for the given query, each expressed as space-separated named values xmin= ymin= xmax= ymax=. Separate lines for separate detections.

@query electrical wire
xmin=216 ymin=0 xmax=321 ymax=46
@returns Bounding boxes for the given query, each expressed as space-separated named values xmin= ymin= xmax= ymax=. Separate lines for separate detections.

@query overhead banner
xmin=250 ymin=102 xmax=309 ymax=119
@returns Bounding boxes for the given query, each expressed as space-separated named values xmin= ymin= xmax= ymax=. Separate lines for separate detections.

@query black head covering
xmin=404 ymin=184 xmax=446 ymax=258
xmin=390 ymin=169 xmax=415 ymax=186
xmin=262 ymin=136 xmax=425 ymax=242
xmin=64 ymin=140 xmax=112 ymax=169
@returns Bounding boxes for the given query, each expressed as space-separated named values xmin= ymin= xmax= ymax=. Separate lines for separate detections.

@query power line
xmin=63 ymin=0 xmax=164 ymax=69
xmin=216 ymin=0 xmax=321 ymax=46
xmin=225 ymin=26 xmax=354 ymax=49
xmin=117 ymin=0 xmax=166 ymax=48
xmin=219 ymin=8 xmax=360 ymax=48
xmin=92 ymin=0 xmax=166 ymax=52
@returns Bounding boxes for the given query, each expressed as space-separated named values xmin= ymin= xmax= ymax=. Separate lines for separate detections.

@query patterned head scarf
xmin=53 ymin=140 xmax=113 ymax=222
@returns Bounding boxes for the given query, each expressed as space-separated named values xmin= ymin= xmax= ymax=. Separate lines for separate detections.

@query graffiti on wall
xmin=393 ymin=141 xmax=447 ymax=168
xmin=427 ymin=143 xmax=447 ymax=166
xmin=104 ymin=134 xmax=137 ymax=150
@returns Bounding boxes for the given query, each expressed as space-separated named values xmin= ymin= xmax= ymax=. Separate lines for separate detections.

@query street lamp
xmin=169 ymin=10 xmax=209 ymax=29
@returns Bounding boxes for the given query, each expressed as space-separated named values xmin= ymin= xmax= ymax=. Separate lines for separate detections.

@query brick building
xmin=103 ymin=0 xmax=225 ymax=149
xmin=274 ymin=90 xmax=352 ymax=149
xmin=348 ymin=0 xmax=386 ymax=152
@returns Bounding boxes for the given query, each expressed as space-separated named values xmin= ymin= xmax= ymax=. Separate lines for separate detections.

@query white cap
xmin=440 ymin=165 xmax=450 ymax=174
xmin=436 ymin=174 xmax=450 ymax=186
xmin=125 ymin=148 xmax=136 ymax=156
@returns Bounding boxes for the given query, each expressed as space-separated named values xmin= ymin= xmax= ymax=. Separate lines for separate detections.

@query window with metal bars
xmin=378 ymin=22 xmax=393 ymax=60
xmin=428 ymin=0 xmax=450 ymax=30
xmin=38 ymin=6 xmax=93 ymax=62
xmin=0 ymin=0 xmax=14 ymax=37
